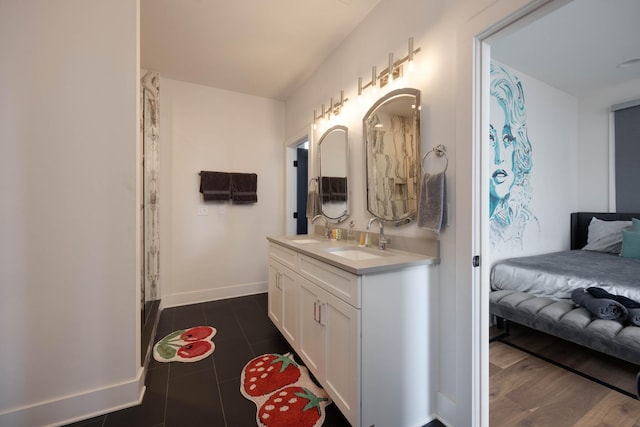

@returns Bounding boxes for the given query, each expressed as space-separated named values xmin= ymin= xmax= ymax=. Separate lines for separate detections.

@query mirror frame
xmin=364 ymin=88 xmax=421 ymax=225
xmin=318 ymin=125 xmax=350 ymax=222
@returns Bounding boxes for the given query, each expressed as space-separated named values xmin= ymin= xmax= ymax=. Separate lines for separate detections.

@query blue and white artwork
xmin=489 ymin=62 xmax=534 ymax=247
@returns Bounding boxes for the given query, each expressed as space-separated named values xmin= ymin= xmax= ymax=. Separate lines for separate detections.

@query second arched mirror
xmin=364 ymin=88 xmax=421 ymax=224
xmin=318 ymin=125 xmax=349 ymax=222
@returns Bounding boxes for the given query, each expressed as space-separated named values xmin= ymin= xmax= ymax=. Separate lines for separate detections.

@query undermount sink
xmin=290 ymin=238 xmax=320 ymax=244
xmin=322 ymin=247 xmax=393 ymax=261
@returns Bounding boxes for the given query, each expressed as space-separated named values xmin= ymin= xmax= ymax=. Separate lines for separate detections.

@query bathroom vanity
xmin=267 ymin=235 xmax=438 ymax=427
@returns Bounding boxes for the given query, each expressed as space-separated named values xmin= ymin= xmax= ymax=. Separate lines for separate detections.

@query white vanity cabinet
xmin=298 ymin=270 xmax=359 ymax=424
xmin=267 ymin=238 xmax=436 ymax=427
xmin=267 ymin=244 xmax=299 ymax=347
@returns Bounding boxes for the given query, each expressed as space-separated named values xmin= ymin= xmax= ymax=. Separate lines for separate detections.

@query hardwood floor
xmin=490 ymin=324 xmax=640 ymax=426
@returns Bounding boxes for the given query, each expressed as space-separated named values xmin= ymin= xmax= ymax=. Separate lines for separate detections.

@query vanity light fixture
xmin=371 ymin=66 xmax=378 ymax=94
xmin=408 ymin=37 xmax=415 ymax=73
xmin=357 ymin=37 xmax=421 ymax=99
xmin=312 ymin=92 xmax=349 ymax=129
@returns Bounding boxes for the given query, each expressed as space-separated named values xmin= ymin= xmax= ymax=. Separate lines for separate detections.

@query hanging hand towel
xmin=200 ymin=171 xmax=231 ymax=201
xmin=230 ymin=173 xmax=258 ymax=203
xmin=418 ymin=170 xmax=447 ymax=233
xmin=306 ymin=178 xmax=320 ymax=218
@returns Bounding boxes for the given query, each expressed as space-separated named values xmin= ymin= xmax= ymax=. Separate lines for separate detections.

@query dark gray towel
xmin=628 ymin=308 xmax=640 ymax=326
xmin=571 ymin=288 xmax=628 ymax=321
xmin=200 ymin=171 xmax=231 ymax=201
xmin=320 ymin=176 xmax=347 ymax=202
xmin=587 ymin=287 xmax=640 ymax=308
xmin=418 ymin=171 xmax=446 ymax=233
xmin=231 ymin=173 xmax=257 ymax=203
xmin=587 ymin=286 xmax=640 ymax=325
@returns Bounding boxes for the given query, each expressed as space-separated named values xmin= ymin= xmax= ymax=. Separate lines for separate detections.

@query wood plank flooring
xmin=490 ymin=324 xmax=640 ymax=426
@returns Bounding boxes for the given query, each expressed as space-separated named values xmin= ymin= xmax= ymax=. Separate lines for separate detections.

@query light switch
xmin=197 ymin=206 xmax=209 ymax=216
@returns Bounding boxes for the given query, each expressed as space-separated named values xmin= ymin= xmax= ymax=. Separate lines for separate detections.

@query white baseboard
xmin=1 ymin=369 xmax=146 ymax=427
xmin=162 ymin=281 xmax=268 ymax=308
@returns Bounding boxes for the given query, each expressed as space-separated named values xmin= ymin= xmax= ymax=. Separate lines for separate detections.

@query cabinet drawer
xmin=269 ymin=243 xmax=298 ymax=270
xmin=299 ymin=255 xmax=361 ymax=308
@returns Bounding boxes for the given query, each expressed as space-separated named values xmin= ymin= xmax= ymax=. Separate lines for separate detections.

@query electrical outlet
xmin=197 ymin=206 xmax=209 ymax=216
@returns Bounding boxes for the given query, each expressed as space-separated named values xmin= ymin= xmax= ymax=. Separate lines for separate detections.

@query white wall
xmin=285 ymin=0 xmax=537 ymax=425
xmin=489 ymin=62 xmax=578 ymax=262
xmin=159 ymin=78 xmax=285 ymax=306
xmin=577 ymin=77 xmax=640 ymax=211
xmin=0 ymin=1 xmax=142 ymax=426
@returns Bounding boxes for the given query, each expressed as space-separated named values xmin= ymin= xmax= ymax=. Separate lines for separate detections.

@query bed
xmin=490 ymin=212 xmax=640 ymax=395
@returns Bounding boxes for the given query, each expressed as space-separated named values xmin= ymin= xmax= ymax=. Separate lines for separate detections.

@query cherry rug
xmin=153 ymin=326 xmax=217 ymax=362
xmin=240 ymin=353 xmax=332 ymax=427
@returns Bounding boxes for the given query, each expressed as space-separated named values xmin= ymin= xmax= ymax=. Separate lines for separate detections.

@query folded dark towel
xmin=571 ymin=288 xmax=628 ymax=321
xmin=320 ymin=177 xmax=347 ymax=202
xmin=628 ymin=308 xmax=640 ymax=327
xmin=200 ymin=171 xmax=231 ymax=201
xmin=329 ymin=177 xmax=347 ymax=202
xmin=231 ymin=173 xmax=257 ymax=203
xmin=586 ymin=287 xmax=640 ymax=308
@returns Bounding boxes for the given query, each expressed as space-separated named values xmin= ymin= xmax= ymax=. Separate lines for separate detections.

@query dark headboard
xmin=570 ymin=212 xmax=640 ymax=250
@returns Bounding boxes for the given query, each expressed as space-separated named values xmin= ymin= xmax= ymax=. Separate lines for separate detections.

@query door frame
xmin=462 ymin=0 xmax=570 ymax=425
xmin=285 ymin=125 xmax=313 ymax=236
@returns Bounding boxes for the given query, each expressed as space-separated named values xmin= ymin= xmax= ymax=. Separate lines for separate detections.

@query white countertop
xmin=267 ymin=235 xmax=439 ymax=275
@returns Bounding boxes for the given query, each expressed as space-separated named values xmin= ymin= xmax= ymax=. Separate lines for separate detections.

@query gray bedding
xmin=491 ymin=250 xmax=640 ymax=302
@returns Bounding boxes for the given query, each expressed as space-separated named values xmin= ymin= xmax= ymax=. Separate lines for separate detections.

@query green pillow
xmin=632 ymin=218 xmax=640 ymax=232
xmin=620 ymin=230 xmax=640 ymax=259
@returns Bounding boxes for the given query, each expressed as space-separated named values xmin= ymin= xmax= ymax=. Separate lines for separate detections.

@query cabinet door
xmin=323 ymin=290 xmax=359 ymax=426
xmin=279 ymin=264 xmax=298 ymax=346
xmin=299 ymin=278 xmax=359 ymax=427
xmin=267 ymin=262 xmax=283 ymax=330
xmin=298 ymin=277 xmax=325 ymax=377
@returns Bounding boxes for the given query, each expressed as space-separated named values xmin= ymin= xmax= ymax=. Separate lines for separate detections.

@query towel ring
xmin=421 ymin=144 xmax=448 ymax=174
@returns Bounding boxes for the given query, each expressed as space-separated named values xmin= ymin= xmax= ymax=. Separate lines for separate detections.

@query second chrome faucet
xmin=367 ymin=217 xmax=389 ymax=250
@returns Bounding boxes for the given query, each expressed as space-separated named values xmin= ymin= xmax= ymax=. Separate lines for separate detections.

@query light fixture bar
xmin=312 ymin=91 xmax=350 ymax=127
xmin=356 ymin=37 xmax=420 ymax=95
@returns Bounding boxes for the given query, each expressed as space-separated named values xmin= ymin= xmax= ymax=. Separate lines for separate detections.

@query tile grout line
xmin=161 ymin=308 xmax=176 ymax=427
xmin=232 ymin=298 xmax=262 ymax=358
xmin=204 ymin=306 xmax=229 ymax=427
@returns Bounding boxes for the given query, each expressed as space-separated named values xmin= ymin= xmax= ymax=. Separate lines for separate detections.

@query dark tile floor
xmin=64 ymin=293 xmax=352 ymax=427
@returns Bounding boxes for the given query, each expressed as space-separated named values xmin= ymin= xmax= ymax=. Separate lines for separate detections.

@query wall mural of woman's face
xmin=489 ymin=61 xmax=535 ymax=248
xmin=489 ymin=96 xmax=515 ymax=215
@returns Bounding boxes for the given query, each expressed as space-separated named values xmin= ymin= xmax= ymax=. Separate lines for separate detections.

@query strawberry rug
xmin=240 ymin=353 xmax=332 ymax=427
xmin=153 ymin=326 xmax=217 ymax=362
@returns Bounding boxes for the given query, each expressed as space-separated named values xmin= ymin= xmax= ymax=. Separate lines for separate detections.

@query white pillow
xmin=582 ymin=217 xmax=632 ymax=253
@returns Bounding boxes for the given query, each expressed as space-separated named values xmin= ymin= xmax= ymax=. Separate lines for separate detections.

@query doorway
xmin=475 ymin=0 xmax=640 ymax=424
xmin=295 ymin=142 xmax=309 ymax=234
xmin=285 ymin=128 xmax=313 ymax=236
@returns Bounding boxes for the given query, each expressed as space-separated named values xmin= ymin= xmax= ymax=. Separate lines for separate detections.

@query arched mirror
xmin=318 ymin=125 xmax=349 ymax=222
xmin=364 ymin=88 xmax=421 ymax=224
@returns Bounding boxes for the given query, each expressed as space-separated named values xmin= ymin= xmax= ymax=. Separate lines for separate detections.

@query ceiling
xmin=490 ymin=0 xmax=640 ymax=97
xmin=141 ymin=0 xmax=640 ymax=102
xmin=140 ymin=0 xmax=381 ymax=101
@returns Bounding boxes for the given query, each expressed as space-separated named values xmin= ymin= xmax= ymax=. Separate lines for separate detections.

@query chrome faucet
xmin=367 ymin=217 xmax=389 ymax=250
xmin=311 ymin=214 xmax=331 ymax=239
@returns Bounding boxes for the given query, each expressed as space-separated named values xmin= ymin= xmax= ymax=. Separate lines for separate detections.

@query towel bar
xmin=421 ymin=144 xmax=448 ymax=174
